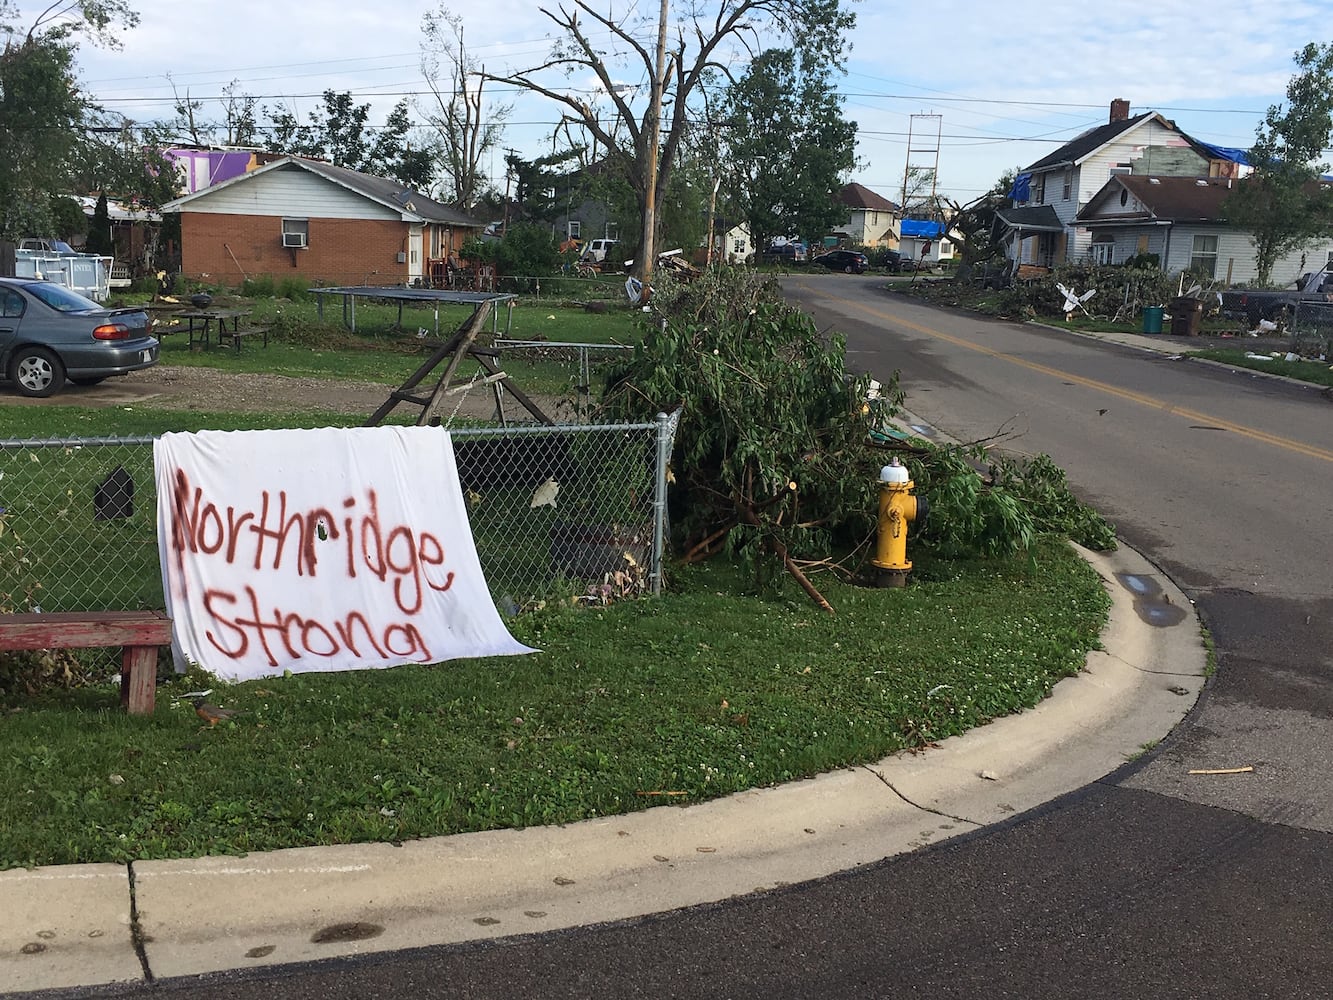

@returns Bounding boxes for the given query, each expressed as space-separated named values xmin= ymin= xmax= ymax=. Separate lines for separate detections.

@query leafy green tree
xmin=0 ymin=0 xmax=156 ymax=239
xmin=722 ymin=47 xmax=858 ymax=253
xmin=85 ymin=191 xmax=113 ymax=254
xmin=486 ymin=0 xmax=856 ymax=280
xmin=0 ymin=23 xmax=86 ymax=236
xmin=1223 ymin=42 xmax=1333 ymax=285
xmin=262 ymin=91 xmax=433 ymax=188
xmin=508 ymin=148 xmax=587 ymax=224
xmin=48 ymin=194 xmax=87 ymax=243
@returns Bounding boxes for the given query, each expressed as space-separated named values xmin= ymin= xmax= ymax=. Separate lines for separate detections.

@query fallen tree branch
xmin=738 ymin=503 xmax=835 ymax=615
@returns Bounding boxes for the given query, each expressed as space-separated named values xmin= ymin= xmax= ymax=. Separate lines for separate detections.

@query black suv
xmin=811 ymin=249 xmax=869 ymax=274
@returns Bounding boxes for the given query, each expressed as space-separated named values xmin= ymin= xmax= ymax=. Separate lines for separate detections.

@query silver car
xmin=0 ymin=277 xmax=158 ymax=398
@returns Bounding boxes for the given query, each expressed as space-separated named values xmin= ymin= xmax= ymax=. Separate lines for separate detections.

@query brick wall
xmin=179 ymin=214 xmax=413 ymax=287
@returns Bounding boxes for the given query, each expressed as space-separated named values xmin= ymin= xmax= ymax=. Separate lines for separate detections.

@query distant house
xmin=160 ymin=156 xmax=486 ymax=287
xmin=898 ymin=219 xmax=957 ymax=265
xmin=1074 ymin=174 xmax=1333 ymax=286
xmin=1001 ymin=99 xmax=1233 ymax=267
xmin=550 ymin=161 xmax=620 ymax=247
xmin=830 ymin=182 xmax=900 ymax=247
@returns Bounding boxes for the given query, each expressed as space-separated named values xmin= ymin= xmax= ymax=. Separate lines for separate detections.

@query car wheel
xmin=70 ymin=376 xmax=108 ymax=387
xmin=9 ymin=347 xmax=66 ymax=398
xmin=844 ymin=264 xmax=853 ymax=273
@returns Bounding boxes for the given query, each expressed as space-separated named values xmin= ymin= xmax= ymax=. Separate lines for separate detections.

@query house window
xmin=1091 ymin=236 xmax=1115 ymax=265
xmin=568 ymin=221 xmax=582 ymax=240
xmin=281 ymin=218 xmax=309 ymax=249
xmin=1189 ymin=234 xmax=1219 ymax=277
xmin=938 ymin=239 xmax=951 ymax=253
xmin=1062 ymin=168 xmax=1072 ymax=201
xmin=1033 ymin=175 xmax=1046 ymax=204
xmin=605 ymin=224 xmax=619 ymax=240
xmin=1109 ymin=163 xmax=1132 ymax=176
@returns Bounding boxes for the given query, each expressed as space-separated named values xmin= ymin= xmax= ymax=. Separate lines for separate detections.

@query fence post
xmin=651 ymin=412 xmax=671 ymax=596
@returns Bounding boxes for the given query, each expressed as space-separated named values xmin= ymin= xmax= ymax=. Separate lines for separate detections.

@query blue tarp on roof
xmin=1009 ymin=172 xmax=1031 ymax=201
xmin=1196 ymin=141 xmax=1251 ymax=166
xmin=900 ymin=219 xmax=944 ymax=239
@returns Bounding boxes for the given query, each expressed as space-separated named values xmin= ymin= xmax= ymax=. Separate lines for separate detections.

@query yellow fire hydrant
xmin=872 ymin=458 xmax=927 ymax=588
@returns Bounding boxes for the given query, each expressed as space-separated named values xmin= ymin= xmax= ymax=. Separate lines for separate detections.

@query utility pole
xmin=639 ymin=0 xmax=670 ymax=301
xmin=501 ymin=147 xmax=518 ymax=236
xmin=705 ymin=175 xmax=721 ymax=267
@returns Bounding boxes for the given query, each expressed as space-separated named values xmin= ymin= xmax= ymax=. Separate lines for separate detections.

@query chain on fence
xmin=0 ymin=418 xmax=675 ymax=618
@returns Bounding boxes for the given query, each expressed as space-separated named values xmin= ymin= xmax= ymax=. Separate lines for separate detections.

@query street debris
xmin=1187 ymin=766 xmax=1254 ymax=775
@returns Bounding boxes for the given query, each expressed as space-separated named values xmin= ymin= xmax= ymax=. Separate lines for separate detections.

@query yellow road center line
xmin=844 ymin=298 xmax=1333 ymax=465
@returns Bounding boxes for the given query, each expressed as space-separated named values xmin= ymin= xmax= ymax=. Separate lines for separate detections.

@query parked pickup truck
xmin=1220 ymin=266 xmax=1333 ymax=325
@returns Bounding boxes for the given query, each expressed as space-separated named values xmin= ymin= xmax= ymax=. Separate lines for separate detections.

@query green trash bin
xmin=1142 ymin=306 xmax=1165 ymax=334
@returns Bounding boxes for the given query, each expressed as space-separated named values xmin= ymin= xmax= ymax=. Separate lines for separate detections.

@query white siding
xmin=1081 ymin=224 xmax=1333 ymax=287
xmin=179 ymin=166 xmax=401 ymax=220
xmin=1028 ymin=118 xmax=1206 ymax=263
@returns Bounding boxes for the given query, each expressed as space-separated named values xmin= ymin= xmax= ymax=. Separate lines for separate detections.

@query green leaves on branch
xmin=911 ymin=445 xmax=1116 ymax=557
xmin=599 ymin=268 xmax=1114 ymax=608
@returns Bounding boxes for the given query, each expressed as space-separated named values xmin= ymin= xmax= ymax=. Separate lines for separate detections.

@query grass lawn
xmin=0 ymin=295 xmax=1113 ymax=870
xmin=135 ymin=291 xmax=643 ymax=397
xmin=1188 ymin=348 xmax=1333 ymax=388
xmin=0 ymin=539 xmax=1109 ymax=869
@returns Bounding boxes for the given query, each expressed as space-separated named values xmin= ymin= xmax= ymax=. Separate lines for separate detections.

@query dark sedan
xmin=0 ymin=277 xmax=158 ymax=397
xmin=811 ymin=249 xmax=869 ymax=274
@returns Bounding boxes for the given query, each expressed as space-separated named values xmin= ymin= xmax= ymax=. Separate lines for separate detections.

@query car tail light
xmin=93 ymin=323 xmax=131 ymax=340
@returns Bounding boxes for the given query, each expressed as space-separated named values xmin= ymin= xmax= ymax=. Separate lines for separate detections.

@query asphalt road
xmin=63 ymin=275 xmax=1333 ymax=1000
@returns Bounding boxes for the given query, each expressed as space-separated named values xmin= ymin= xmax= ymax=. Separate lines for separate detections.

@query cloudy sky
xmin=43 ymin=0 xmax=1333 ymax=204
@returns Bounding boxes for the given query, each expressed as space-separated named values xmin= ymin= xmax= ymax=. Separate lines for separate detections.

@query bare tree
xmin=165 ymin=77 xmax=257 ymax=147
xmin=420 ymin=6 xmax=511 ymax=209
xmin=484 ymin=0 xmax=854 ymax=282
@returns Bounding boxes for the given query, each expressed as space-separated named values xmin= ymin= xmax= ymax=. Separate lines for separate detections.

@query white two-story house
xmin=998 ymin=99 xmax=1215 ymax=267
xmin=829 ymin=183 xmax=900 ymax=248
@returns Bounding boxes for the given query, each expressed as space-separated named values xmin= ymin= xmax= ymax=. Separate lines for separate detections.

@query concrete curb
xmin=1 ymin=544 xmax=1207 ymax=993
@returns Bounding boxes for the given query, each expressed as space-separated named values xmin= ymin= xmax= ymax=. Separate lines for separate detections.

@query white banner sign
xmin=154 ymin=426 xmax=534 ymax=682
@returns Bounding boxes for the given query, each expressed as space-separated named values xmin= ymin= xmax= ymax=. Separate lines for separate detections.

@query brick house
xmin=160 ymin=156 xmax=486 ymax=287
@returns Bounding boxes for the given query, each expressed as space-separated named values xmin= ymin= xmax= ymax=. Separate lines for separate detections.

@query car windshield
xmin=22 ymin=282 xmax=101 ymax=313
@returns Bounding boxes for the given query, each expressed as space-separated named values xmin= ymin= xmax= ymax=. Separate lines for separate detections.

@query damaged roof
xmin=1024 ymin=112 xmax=1162 ymax=172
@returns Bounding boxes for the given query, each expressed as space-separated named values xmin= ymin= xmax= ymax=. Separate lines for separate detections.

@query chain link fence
xmin=494 ymin=340 xmax=634 ymax=423
xmin=1290 ymin=298 xmax=1333 ymax=358
xmin=0 ymin=417 xmax=675 ymax=616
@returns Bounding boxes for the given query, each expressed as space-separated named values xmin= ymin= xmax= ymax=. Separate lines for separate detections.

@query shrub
xmin=275 ymin=276 xmax=311 ymax=301
xmin=241 ymin=275 xmax=277 ymax=298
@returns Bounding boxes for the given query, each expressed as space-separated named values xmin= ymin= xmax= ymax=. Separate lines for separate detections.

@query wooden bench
xmin=0 ymin=611 xmax=172 ymax=715
xmin=216 ymin=326 xmax=270 ymax=353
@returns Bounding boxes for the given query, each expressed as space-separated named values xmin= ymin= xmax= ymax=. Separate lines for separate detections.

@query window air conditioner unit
xmin=282 ymin=232 xmax=307 ymax=248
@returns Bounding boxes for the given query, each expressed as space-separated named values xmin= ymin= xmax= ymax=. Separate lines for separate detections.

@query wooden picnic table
xmin=172 ymin=308 xmax=252 ymax=349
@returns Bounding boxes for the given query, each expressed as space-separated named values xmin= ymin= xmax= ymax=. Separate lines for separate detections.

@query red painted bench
xmin=0 ymin=611 xmax=173 ymax=715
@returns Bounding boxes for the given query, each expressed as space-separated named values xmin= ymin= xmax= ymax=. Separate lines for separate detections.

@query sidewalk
xmin=1 ymin=543 xmax=1207 ymax=994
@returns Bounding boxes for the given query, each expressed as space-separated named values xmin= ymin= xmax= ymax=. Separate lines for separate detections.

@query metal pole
xmin=651 ymin=411 xmax=671 ymax=596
